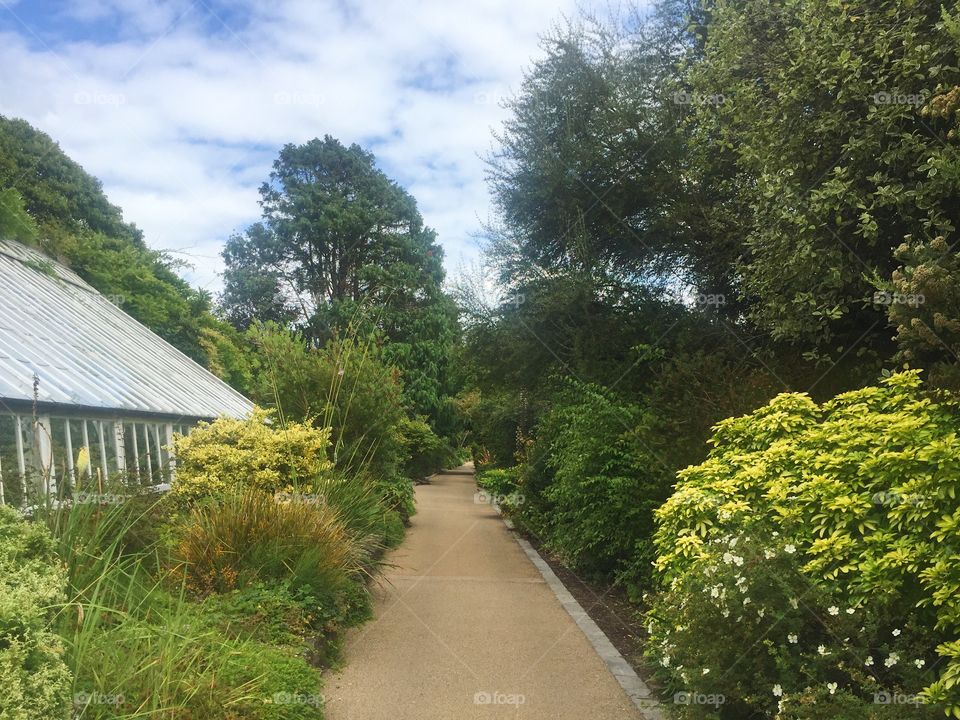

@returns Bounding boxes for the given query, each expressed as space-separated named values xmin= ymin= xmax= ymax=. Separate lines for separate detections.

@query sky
xmin=0 ymin=0 xmax=590 ymax=293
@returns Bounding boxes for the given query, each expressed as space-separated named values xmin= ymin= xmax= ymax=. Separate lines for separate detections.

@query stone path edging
xmin=496 ymin=506 xmax=664 ymax=720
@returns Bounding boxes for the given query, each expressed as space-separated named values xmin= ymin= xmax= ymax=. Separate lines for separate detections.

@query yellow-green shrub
xmin=0 ymin=505 xmax=72 ymax=720
xmin=649 ymin=371 xmax=960 ymax=718
xmin=170 ymin=408 xmax=333 ymax=501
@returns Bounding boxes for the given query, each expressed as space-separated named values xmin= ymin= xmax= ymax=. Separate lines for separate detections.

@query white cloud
xmin=0 ymin=0 xmax=588 ymax=291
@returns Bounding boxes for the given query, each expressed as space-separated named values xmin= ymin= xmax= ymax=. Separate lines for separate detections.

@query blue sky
xmin=0 ymin=0 xmax=588 ymax=292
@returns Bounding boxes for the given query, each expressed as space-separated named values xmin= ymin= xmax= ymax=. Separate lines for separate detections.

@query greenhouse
xmin=0 ymin=238 xmax=253 ymax=507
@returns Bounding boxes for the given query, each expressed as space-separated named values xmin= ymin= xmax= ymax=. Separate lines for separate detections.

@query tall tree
xmin=687 ymin=0 xmax=960 ymax=366
xmin=221 ymin=136 xmax=459 ymax=429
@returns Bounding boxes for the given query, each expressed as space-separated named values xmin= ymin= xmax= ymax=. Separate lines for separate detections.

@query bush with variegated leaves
xmin=170 ymin=408 xmax=333 ymax=501
xmin=0 ymin=505 xmax=72 ymax=720
xmin=648 ymin=371 xmax=960 ymax=718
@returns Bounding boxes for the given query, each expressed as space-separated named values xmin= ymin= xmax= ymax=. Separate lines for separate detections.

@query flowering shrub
xmin=648 ymin=371 xmax=960 ymax=718
xmin=170 ymin=408 xmax=333 ymax=501
xmin=0 ymin=505 xmax=72 ymax=720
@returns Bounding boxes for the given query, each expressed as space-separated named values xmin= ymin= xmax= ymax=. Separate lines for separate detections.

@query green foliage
xmin=249 ymin=323 xmax=410 ymax=484
xmin=398 ymin=415 xmax=451 ymax=480
xmin=687 ymin=0 xmax=960 ymax=363
xmin=649 ymin=371 xmax=960 ymax=717
xmin=42 ymin=493 xmax=289 ymax=719
xmin=174 ymin=488 xmax=368 ymax=613
xmin=0 ymin=115 xmax=249 ymax=378
xmin=0 ymin=188 xmax=38 ymax=244
xmin=0 ymin=505 xmax=72 ymax=720
xmin=476 ymin=467 xmax=521 ymax=500
xmin=517 ymin=380 xmax=675 ymax=593
xmin=221 ymin=135 xmax=460 ymax=430
xmin=170 ymin=408 xmax=334 ymax=502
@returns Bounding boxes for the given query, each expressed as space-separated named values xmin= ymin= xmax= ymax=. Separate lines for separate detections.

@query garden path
xmin=323 ymin=464 xmax=644 ymax=719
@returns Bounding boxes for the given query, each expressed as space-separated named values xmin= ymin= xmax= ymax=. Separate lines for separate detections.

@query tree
xmin=0 ymin=188 xmax=38 ymax=243
xmin=687 ymin=0 xmax=960 ymax=365
xmin=221 ymin=136 xmax=459 ymax=428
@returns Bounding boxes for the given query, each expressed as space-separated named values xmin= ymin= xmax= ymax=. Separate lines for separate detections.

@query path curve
xmin=323 ymin=464 xmax=644 ymax=719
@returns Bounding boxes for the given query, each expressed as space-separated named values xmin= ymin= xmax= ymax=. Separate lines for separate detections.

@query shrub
xmin=170 ymin=408 xmax=333 ymax=501
xmin=45 ymin=493 xmax=315 ymax=719
xmin=399 ymin=415 xmax=451 ymax=480
xmin=517 ymin=379 xmax=674 ymax=594
xmin=648 ymin=371 xmax=960 ymax=718
xmin=476 ymin=467 xmax=524 ymax=512
xmin=0 ymin=505 xmax=72 ymax=720
xmin=250 ymin=325 xmax=407 ymax=482
xmin=175 ymin=488 xmax=368 ymax=610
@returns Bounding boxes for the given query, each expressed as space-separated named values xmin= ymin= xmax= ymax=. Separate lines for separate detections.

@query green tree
xmin=221 ymin=136 xmax=459 ymax=429
xmin=687 ymin=0 xmax=960 ymax=365
xmin=0 ymin=188 xmax=38 ymax=243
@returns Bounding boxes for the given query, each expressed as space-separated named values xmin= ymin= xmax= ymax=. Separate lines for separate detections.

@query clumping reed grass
xmin=175 ymin=486 xmax=370 ymax=600
xmin=40 ymin=491 xmax=300 ymax=719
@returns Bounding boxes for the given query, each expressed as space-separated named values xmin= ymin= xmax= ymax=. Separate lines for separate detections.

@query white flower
xmin=892 ymin=628 xmax=901 ymax=637
xmin=818 ymin=645 xmax=829 ymax=656
xmin=864 ymin=656 xmax=874 ymax=667
xmin=885 ymin=653 xmax=899 ymax=668
xmin=722 ymin=552 xmax=734 ymax=565
xmin=702 ymin=668 xmax=711 ymax=675
xmin=660 ymin=655 xmax=671 ymax=667
xmin=788 ymin=633 xmax=798 ymax=644
xmin=827 ymin=682 xmax=837 ymax=695
xmin=743 ymin=596 xmax=751 ymax=606
xmin=784 ymin=544 xmax=797 ymax=554
xmin=721 ymin=609 xmax=730 ymax=618
xmin=764 ymin=549 xmax=776 ymax=559
xmin=914 ymin=659 xmax=925 ymax=669
xmin=828 ymin=606 xmax=839 ymax=616
xmin=789 ymin=598 xmax=799 ymax=609
xmin=733 ymin=554 xmax=744 ymax=567
xmin=729 ymin=537 xmax=738 ymax=548
xmin=758 ymin=607 xmax=765 ymax=618
xmin=772 ymin=684 xmax=783 ymax=697
xmin=710 ymin=586 xmax=720 ymax=598
xmin=845 ymin=607 xmax=855 ymax=615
